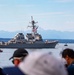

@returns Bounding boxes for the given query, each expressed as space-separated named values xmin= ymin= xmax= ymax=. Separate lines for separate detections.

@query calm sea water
xmin=0 ymin=43 xmax=74 ymax=68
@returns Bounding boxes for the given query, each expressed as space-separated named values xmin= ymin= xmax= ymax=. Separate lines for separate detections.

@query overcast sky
xmin=0 ymin=0 xmax=74 ymax=32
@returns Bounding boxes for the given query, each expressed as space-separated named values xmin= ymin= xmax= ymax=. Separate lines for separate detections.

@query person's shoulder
xmin=67 ymin=64 xmax=74 ymax=75
xmin=68 ymin=63 xmax=74 ymax=69
xmin=68 ymin=64 xmax=74 ymax=70
xmin=0 ymin=67 xmax=2 ymax=70
xmin=3 ymin=66 xmax=25 ymax=75
xmin=0 ymin=67 xmax=5 ymax=75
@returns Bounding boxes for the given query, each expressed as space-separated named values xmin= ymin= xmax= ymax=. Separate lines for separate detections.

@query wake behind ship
xmin=0 ymin=17 xmax=58 ymax=49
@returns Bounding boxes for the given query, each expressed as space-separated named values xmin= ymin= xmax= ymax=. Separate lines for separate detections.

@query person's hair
xmin=61 ymin=48 xmax=74 ymax=58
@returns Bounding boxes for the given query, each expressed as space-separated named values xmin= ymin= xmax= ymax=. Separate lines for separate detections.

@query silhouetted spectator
xmin=61 ymin=48 xmax=74 ymax=75
xmin=9 ymin=48 xmax=28 ymax=66
xmin=3 ymin=51 xmax=67 ymax=75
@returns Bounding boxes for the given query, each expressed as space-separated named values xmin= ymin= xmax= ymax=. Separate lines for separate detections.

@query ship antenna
xmin=31 ymin=16 xmax=35 ymax=29
xmin=31 ymin=16 xmax=33 ymax=21
xmin=28 ymin=16 xmax=38 ymax=34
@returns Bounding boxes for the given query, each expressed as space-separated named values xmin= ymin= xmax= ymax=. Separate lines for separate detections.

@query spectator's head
xmin=9 ymin=48 xmax=28 ymax=66
xmin=61 ymin=48 xmax=74 ymax=65
xmin=19 ymin=51 xmax=67 ymax=75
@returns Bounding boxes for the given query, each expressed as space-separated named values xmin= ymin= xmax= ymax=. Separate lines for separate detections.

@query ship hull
xmin=0 ymin=41 xmax=58 ymax=49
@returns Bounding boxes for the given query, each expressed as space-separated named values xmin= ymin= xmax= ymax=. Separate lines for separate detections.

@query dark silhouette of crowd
xmin=1 ymin=48 xmax=74 ymax=75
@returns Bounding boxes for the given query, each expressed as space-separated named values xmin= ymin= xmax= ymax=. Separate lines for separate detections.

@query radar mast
xmin=28 ymin=16 xmax=38 ymax=34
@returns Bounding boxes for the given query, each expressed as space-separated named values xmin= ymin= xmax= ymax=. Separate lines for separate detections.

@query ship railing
xmin=45 ymin=40 xmax=58 ymax=43
xmin=0 ymin=42 xmax=8 ymax=45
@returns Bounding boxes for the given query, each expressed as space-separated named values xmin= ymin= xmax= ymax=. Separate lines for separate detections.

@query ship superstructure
xmin=0 ymin=17 xmax=58 ymax=49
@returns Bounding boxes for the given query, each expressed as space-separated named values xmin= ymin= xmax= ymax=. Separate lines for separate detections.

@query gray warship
xmin=0 ymin=17 xmax=58 ymax=49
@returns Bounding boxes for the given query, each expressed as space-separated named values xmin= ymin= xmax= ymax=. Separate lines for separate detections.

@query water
xmin=0 ymin=43 xmax=74 ymax=68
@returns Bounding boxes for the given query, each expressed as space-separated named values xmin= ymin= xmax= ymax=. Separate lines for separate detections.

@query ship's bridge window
xmin=21 ymin=37 xmax=24 ymax=39
xmin=16 ymin=37 xmax=20 ymax=40
xmin=19 ymin=33 xmax=23 ymax=35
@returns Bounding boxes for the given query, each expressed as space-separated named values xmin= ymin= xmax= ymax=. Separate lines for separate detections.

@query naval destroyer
xmin=0 ymin=17 xmax=58 ymax=49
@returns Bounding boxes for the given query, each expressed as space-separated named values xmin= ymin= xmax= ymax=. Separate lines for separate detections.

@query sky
xmin=0 ymin=0 xmax=74 ymax=32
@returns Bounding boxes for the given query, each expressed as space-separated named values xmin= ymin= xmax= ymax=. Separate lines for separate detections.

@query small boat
xmin=0 ymin=49 xmax=3 ymax=52
xmin=64 ymin=43 xmax=68 ymax=46
xmin=0 ymin=16 xmax=58 ymax=49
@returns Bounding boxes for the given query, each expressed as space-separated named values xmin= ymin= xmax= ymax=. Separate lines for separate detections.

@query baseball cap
xmin=19 ymin=51 xmax=67 ymax=75
xmin=9 ymin=48 xmax=28 ymax=60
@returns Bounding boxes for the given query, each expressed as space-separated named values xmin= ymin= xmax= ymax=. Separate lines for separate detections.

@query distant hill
xmin=0 ymin=29 xmax=74 ymax=39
